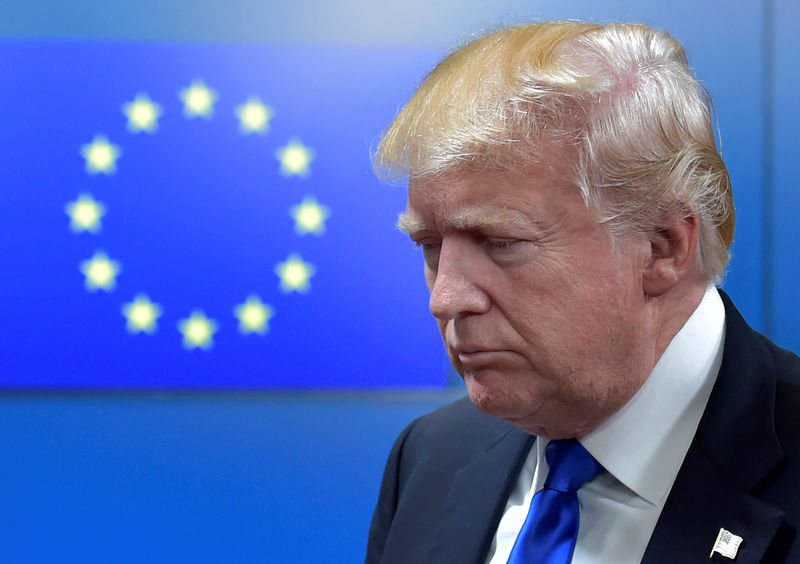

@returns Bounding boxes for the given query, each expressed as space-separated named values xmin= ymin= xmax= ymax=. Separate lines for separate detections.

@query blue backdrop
xmin=1 ymin=41 xmax=444 ymax=388
xmin=0 ymin=0 xmax=797 ymax=562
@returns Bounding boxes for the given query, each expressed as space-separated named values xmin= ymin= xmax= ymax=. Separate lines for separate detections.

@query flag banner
xmin=0 ymin=41 xmax=449 ymax=389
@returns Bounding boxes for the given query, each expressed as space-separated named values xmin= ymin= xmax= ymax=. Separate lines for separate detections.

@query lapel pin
xmin=710 ymin=527 xmax=743 ymax=559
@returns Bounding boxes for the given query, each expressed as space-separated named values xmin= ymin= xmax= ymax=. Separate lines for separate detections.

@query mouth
xmin=455 ymin=349 xmax=512 ymax=369
xmin=457 ymin=349 xmax=493 ymax=358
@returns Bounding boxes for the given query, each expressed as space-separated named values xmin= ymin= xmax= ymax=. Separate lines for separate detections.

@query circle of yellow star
xmin=275 ymin=138 xmax=315 ymax=178
xmin=233 ymin=295 xmax=275 ymax=335
xmin=80 ymin=250 xmax=121 ymax=292
xmin=178 ymin=310 xmax=218 ymax=350
xmin=80 ymin=135 xmax=121 ymax=175
xmin=290 ymin=195 xmax=330 ymax=236
xmin=179 ymin=79 xmax=218 ymax=119
xmin=122 ymin=93 xmax=163 ymax=133
xmin=65 ymin=193 xmax=106 ymax=233
xmin=275 ymin=253 xmax=315 ymax=293
xmin=235 ymin=96 xmax=274 ymax=135
xmin=121 ymin=293 xmax=162 ymax=334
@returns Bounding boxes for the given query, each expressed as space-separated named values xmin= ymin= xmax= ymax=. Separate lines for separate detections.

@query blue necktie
xmin=506 ymin=439 xmax=603 ymax=564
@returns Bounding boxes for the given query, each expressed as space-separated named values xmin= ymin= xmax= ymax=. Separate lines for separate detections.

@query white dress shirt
xmin=486 ymin=285 xmax=726 ymax=563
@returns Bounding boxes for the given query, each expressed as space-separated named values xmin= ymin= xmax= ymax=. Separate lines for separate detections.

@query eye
xmin=482 ymin=237 xmax=533 ymax=264
xmin=484 ymin=238 xmax=518 ymax=250
xmin=412 ymin=240 xmax=441 ymax=268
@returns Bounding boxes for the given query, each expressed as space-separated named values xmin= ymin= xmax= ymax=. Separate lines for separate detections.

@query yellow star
xmin=235 ymin=96 xmax=274 ymax=134
xmin=121 ymin=293 xmax=162 ymax=334
xmin=80 ymin=250 xmax=121 ymax=292
xmin=80 ymin=135 xmax=121 ymax=175
xmin=122 ymin=93 xmax=163 ymax=133
xmin=275 ymin=253 xmax=315 ymax=293
xmin=65 ymin=193 xmax=105 ymax=233
xmin=177 ymin=310 xmax=218 ymax=350
xmin=179 ymin=79 xmax=218 ymax=119
xmin=233 ymin=295 xmax=275 ymax=335
xmin=290 ymin=196 xmax=330 ymax=236
xmin=276 ymin=138 xmax=314 ymax=178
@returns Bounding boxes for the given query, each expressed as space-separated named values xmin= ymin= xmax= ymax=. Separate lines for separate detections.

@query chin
xmin=463 ymin=375 xmax=505 ymax=414
xmin=464 ymin=376 xmax=591 ymax=439
xmin=463 ymin=374 xmax=538 ymax=420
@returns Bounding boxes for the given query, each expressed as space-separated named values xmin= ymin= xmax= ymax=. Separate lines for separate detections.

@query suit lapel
xmin=430 ymin=426 xmax=534 ymax=564
xmin=643 ymin=292 xmax=786 ymax=563
xmin=642 ymin=446 xmax=784 ymax=563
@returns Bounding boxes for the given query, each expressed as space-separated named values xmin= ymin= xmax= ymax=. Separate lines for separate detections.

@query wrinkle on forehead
xmin=400 ymin=161 xmax=582 ymax=237
xmin=397 ymin=206 xmax=546 ymax=236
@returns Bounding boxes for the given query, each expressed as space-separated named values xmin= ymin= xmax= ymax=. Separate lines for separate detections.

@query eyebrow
xmin=397 ymin=208 xmax=543 ymax=235
xmin=396 ymin=212 xmax=425 ymax=234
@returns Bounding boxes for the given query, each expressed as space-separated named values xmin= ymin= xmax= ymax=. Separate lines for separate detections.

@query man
xmin=365 ymin=21 xmax=800 ymax=564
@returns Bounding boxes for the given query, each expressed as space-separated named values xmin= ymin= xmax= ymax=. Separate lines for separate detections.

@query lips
xmin=453 ymin=344 xmax=486 ymax=355
xmin=457 ymin=348 xmax=494 ymax=357
xmin=455 ymin=348 xmax=512 ymax=368
xmin=449 ymin=335 xmax=516 ymax=367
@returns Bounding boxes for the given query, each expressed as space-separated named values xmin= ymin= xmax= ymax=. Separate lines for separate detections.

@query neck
xmin=647 ymin=276 xmax=709 ymax=366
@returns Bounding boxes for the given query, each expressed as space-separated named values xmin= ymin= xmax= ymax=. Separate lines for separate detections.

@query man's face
xmin=401 ymin=161 xmax=657 ymax=439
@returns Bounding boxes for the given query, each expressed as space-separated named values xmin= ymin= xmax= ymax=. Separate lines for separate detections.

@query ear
xmin=642 ymin=211 xmax=700 ymax=297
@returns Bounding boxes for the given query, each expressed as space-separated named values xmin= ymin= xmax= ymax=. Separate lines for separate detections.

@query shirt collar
xmin=579 ymin=285 xmax=726 ymax=505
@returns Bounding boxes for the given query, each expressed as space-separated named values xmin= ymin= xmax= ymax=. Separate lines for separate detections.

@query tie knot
xmin=543 ymin=439 xmax=603 ymax=493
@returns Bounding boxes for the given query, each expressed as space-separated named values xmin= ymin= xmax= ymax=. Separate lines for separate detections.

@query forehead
xmin=403 ymin=164 xmax=585 ymax=232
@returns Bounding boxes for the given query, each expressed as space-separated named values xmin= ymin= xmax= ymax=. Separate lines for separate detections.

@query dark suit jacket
xmin=365 ymin=293 xmax=800 ymax=563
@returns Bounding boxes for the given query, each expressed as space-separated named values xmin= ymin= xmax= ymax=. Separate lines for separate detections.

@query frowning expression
xmin=401 ymin=163 xmax=655 ymax=439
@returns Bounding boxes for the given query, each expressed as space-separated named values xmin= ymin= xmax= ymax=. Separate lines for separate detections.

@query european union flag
xmin=0 ymin=41 xmax=449 ymax=389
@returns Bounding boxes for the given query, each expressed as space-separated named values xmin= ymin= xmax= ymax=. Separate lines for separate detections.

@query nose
xmin=428 ymin=239 xmax=491 ymax=321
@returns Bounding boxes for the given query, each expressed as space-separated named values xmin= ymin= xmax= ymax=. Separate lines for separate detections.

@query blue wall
xmin=1 ymin=1 xmax=797 ymax=561
xmin=0 ymin=393 xmax=459 ymax=562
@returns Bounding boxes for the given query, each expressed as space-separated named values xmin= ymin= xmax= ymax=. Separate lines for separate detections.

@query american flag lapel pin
xmin=710 ymin=527 xmax=743 ymax=559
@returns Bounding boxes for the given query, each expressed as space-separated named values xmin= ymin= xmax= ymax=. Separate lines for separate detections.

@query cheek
xmin=507 ymin=275 xmax=634 ymax=376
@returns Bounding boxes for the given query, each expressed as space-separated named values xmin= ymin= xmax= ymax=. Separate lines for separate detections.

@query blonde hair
xmin=375 ymin=21 xmax=734 ymax=281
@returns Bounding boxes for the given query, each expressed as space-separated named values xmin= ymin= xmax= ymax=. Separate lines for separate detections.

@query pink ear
xmin=643 ymin=214 xmax=700 ymax=297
